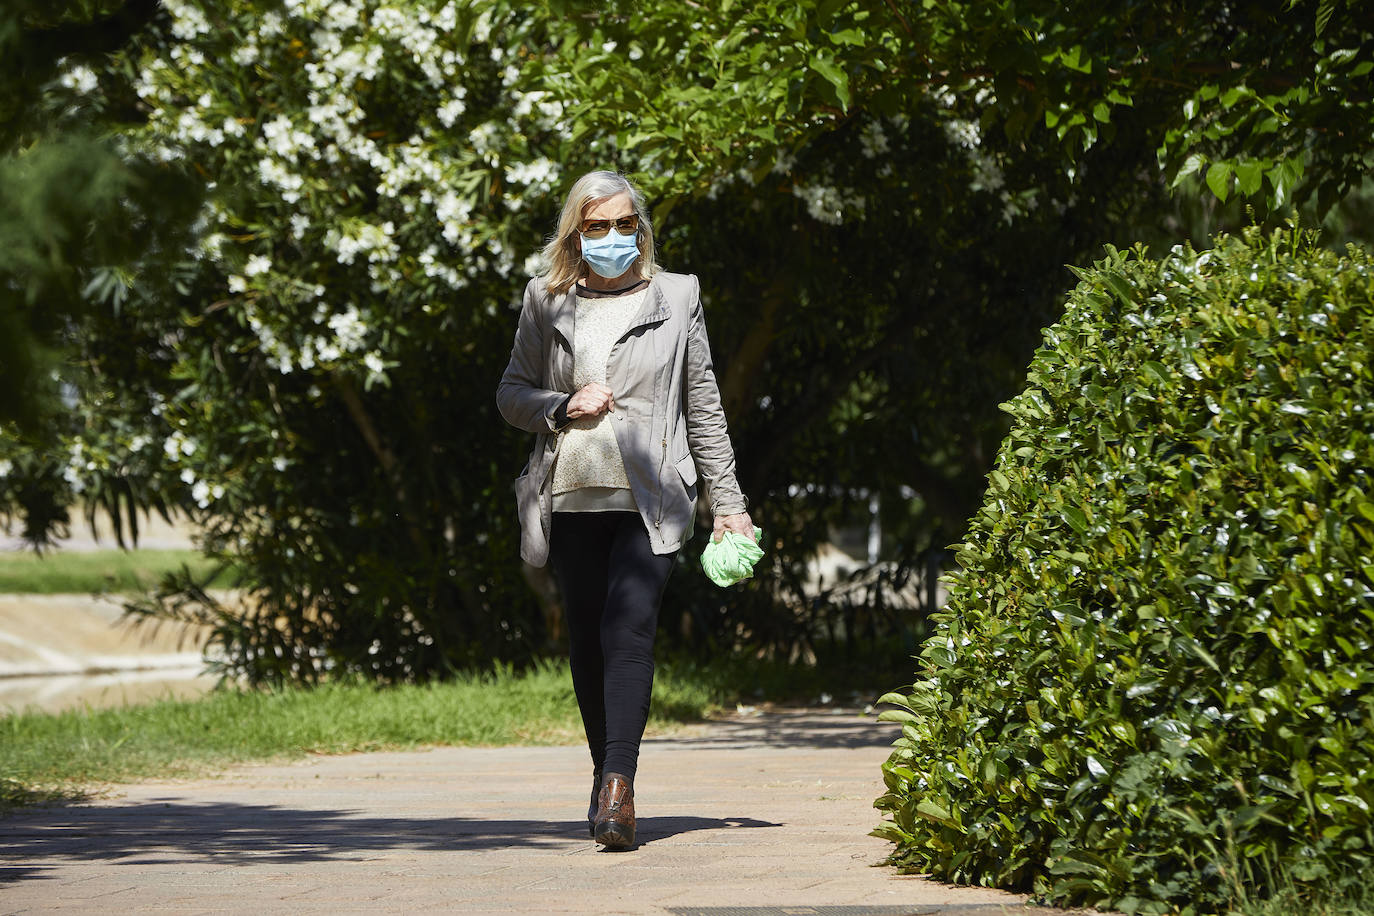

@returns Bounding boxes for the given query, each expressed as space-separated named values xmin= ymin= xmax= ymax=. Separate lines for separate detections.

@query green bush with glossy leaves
xmin=874 ymin=225 xmax=1374 ymax=914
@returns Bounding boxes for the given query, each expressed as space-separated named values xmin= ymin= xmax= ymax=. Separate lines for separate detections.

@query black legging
xmin=548 ymin=511 xmax=676 ymax=782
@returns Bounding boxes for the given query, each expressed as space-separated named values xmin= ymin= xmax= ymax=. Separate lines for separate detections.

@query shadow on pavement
xmin=636 ymin=815 xmax=779 ymax=846
xmin=655 ymin=709 xmax=901 ymax=750
xmin=0 ymin=801 xmax=780 ymax=883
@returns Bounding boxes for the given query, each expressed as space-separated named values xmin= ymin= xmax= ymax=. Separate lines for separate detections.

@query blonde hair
xmin=541 ymin=170 xmax=659 ymax=295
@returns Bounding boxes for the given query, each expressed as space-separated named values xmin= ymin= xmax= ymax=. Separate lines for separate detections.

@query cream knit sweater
xmin=551 ymin=288 xmax=649 ymax=504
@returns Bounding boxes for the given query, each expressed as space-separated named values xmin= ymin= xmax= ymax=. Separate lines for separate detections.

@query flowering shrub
xmin=76 ymin=0 xmax=590 ymax=681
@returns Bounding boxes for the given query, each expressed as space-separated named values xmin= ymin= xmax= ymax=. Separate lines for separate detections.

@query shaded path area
xmin=0 ymin=709 xmax=1040 ymax=914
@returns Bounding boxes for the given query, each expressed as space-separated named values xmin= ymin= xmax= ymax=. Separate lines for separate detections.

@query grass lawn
xmin=0 ymin=548 xmax=233 ymax=594
xmin=0 ymin=657 xmax=789 ymax=811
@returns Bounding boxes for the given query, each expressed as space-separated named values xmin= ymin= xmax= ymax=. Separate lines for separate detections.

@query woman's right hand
xmin=566 ymin=382 xmax=615 ymax=420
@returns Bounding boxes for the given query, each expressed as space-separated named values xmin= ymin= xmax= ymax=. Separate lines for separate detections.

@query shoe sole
xmin=594 ymin=822 xmax=635 ymax=850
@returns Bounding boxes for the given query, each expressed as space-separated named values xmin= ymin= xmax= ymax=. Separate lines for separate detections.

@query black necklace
xmin=577 ymin=278 xmax=648 ymax=297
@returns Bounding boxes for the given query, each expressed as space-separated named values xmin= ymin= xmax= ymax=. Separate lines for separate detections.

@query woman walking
xmin=497 ymin=170 xmax=754 ymax=850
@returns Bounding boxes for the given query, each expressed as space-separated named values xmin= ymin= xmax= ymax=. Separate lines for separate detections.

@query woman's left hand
xmin=713 ymin=511 xmax=755 ymax=543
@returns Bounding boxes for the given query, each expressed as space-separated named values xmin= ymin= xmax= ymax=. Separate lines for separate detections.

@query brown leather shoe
xmin=593 ymin=772 xmax=635 ymax=850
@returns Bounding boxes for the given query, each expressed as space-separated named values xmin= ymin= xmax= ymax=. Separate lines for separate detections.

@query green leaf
xmin=915 ymin=798 xmax=957 ymax=826
xmin=810 ymin=56 xmax=851 ymax=109
xmin=827 ymin=28 xmax=866 ymax=46
xmin=878 ymin=708 xmax=920 ymax=725
xmin=1316 ymin=0 xmax=1337 ymax=34
xmin=1234 ymin=160 xmax=1264 ymax=196
xmin=1172 ymin=153 xmax=1207 ymax=187
xmin=1142 ymin=361 xmax=1171 ymax=383
xmin=1206 ymin=161 xmax=1233 ymax=202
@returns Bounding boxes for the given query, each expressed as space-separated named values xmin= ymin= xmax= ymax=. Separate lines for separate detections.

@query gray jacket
xmin=497 ymin=271 xmax=748 ymax=567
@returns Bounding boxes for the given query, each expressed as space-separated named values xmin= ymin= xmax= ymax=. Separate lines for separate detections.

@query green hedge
xmin=874 ymin=225 xmax=1374 ymax=914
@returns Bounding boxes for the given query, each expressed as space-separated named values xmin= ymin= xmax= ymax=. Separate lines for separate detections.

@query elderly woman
xmin=497 ymin=170 xmax=754 ymax=850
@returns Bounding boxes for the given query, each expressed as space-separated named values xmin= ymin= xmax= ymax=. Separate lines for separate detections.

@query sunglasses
xmin=580 ymin=214 xmax=639 ymax=238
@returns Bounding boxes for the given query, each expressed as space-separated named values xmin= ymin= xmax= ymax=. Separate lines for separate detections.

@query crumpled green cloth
xmin=700 ymin=528 xmax=764 ymax=587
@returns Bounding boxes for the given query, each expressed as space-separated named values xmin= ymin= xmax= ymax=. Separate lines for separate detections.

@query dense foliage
xmin=1 ymin=0 xmax=1369 ymax=684
xmin=0 ymin=0 xmax=1172 ymax=681
xmin=904 ymin=0 xmax=1374 ymax=215
xmin=875 ymin=225 xmax=1374 ymax=913
xmin=0 ymin=0 xmax=201 ymax=440
xmin=560 ymin=0 xmax=1374 ymax=214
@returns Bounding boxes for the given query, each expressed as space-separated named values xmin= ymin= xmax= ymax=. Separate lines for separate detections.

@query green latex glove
xmin=700 ymin=527 xmax=764 ymax=587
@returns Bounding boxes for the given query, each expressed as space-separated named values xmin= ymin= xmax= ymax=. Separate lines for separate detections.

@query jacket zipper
xmin=655 ymin=435 xmax=666 ymax=527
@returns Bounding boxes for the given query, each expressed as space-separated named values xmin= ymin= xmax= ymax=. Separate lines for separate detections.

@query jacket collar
xmin=627 ymin=274 xmax=671 ymax=331
xmin=551 ymin=274 xmax=669 ymax=342
xmin=550 ymin=287 xmax=577 ymax=343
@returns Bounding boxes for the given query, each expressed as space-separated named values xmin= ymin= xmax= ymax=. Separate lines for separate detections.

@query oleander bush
xmin=874 ymin=225 xmax=1374 ymax=914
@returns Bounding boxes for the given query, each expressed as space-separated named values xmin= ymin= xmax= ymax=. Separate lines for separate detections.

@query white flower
xmin=433 ymin=2 xmax=458 ymax=30
xmin=59 ymin=65 xmax=99 ymax=94
xmin=165 ymin=0 xmax=212 ymax=40
xmin=436 ymin=191 xmax=474 ymax=245
xmin=860 ymin=121 xmax=889 ymax=159
xmin=472 ymin=9 xmax=493 ymax=42
xmin=0 ymin=459 xmax=12 ymax=477
xmin=261 ymin=115 xmax=315 ymax=159
xmin=62 ymin=464 xmax=85 ymax=493
xmin=372 ymin=6 xmax=410 ymax=36
xmin=324 ymin=221 xmax=398 ymax=266
xmin=260 ymin=11 xmax=286 ymax=35
xmin=944 ymin=118 xmax=980 ymax=149
xmin=469 ymin=122 xmax=498 ymax=158
xmin=163 ymin=433 xmax=197 ymax=460
xmin=363 ymin=352 xmax=385 ymax=374
xmin=244 ymin=254 xmax=272 ymax=277
xmin=228 ymin=275 xmax=247 ymax=293
xmin=504 ymin=157 xmax=558 ymax=189
xmin=436 ymin=92 xmax=467 ymax=127
xmin=257 ymin=158 xmax=305 ymax=202
xmin=792 ymin=182 xmax=866 ymax=225
xmin=322 ymin=1 xmax=361 ymax=31
xmin=325 ymin=305 xmax=369 ymax=354
xmin=272 ymin=456 xmax=289 ymax=472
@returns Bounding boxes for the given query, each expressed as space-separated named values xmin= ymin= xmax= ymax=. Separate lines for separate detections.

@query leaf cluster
xmin=875 ymin=225 xmax=1374 ymax=913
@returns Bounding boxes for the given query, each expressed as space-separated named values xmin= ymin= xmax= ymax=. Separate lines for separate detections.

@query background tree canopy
xmin=0 ymin=0 xmax=1368 ymax=683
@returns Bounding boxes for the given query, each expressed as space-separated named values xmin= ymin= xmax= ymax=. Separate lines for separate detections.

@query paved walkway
xmin=0 ymin=709 xmax=1041 ymax=915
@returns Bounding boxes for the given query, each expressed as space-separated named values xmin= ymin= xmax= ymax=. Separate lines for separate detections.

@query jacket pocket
xmin=674 ymin=452 xmax=698 ymax=488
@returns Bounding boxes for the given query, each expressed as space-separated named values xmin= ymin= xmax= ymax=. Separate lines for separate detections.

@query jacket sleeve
xmin=497 ymin=279 xmax=569 ymax=434
xmin=683 ymin=274 xmax=748 ymax=516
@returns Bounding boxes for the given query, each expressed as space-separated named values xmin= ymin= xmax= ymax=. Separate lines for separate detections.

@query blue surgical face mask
xmin=580 ymin=229 xmax=640 ymax=279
